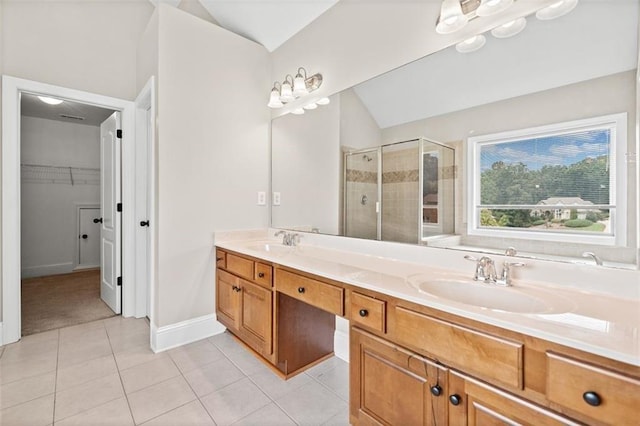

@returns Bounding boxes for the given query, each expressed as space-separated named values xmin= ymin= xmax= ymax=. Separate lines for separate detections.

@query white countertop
xmin=215 ymin=229 xmax=640 ymax=367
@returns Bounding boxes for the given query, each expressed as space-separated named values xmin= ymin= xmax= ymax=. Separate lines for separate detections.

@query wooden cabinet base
xmin=276 ymin=292 xmax=335 ymax=377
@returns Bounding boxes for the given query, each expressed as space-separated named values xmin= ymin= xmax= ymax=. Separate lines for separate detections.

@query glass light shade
xmin=316 ymin=97 xmax=330 ymax=105
xmin=279 ymin=81 xmax=295 ymax=103
xmin=38 ymin=96 xmax=64 ymax=105
xmin=303 ymin=102 xmax=317 ymax=110
xmin=536 ymin=0 xmax=578 ymax=20
xmin=476 ymin=0 xmax=513 ymax=17
xmin=293 ymin=74 xmax=309 ymax=97
xmin=291 ymin=108 xmax=305 ymax=115
xmin=455 ymin=34 xmax=486 ymax=53
xmin=267 ymin=88 xmax=283 ymax=108
xmin=436 ymin=0 xmax=468 ymax=34
xmin=491 ymin=17 xmax=527 ymax=38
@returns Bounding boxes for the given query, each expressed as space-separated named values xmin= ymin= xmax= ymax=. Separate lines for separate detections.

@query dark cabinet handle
xmin=583 ymin=391 xmax=601 ymax=407
xmin=93 ymin=218 xmax=103 ymax=224
xmin=258 ymin=272 xmax=265 ymax=278
xmin=430 ymin=385 xmax=442 ymax=397
xmin=232 ymin=285 xmax=242 ymax=292
xmin=449 ymin=394 xmax=461 ymax=406
xmin=298 ymin=287 xmax=305 ymax=293
xmin=81 ymin=234 xmax=88 ymax=239
xmin=359 ymin=309 xmax=368 ymax=317
xmin=216 ymin=257 xmax=223 ymax=262
xmin=140 ymin=220 xmax=150 ymax=227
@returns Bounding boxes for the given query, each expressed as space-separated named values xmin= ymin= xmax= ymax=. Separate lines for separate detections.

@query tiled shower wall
xmin=381 ymin=144 xmax=420 ymax=244
xmin=345 ymin=154 xmax=378 ymax=240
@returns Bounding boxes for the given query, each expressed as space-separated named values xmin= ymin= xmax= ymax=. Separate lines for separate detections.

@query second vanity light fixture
xmin=435 ymin=0 xmax=579 ymax=53
xmin=268 ymin=67 xmax=330 ymax=113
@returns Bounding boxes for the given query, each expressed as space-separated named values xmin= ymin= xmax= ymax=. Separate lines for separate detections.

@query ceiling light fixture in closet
xmin=38 ymin=96 xmax=64 ymax=105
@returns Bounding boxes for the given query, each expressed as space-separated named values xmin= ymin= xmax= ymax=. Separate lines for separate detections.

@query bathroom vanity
xmin=214 ymin=235 xmax=639 ymax=426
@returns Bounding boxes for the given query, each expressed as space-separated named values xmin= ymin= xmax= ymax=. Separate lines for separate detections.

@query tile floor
xmin=0 ymin=317 xmax=350 ymax=426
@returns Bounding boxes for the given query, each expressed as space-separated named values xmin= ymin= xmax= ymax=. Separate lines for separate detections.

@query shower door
xmin=344 ymin=148 xmax=381 ymax=240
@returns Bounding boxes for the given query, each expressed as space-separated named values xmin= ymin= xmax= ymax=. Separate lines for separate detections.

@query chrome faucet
xmin=274 ymin=230 xmax=300 ymax=246
xmin=465 ymin=254 xmax=525 ymax=287
xmin=582 ymin=251 xmax=603 ymax=266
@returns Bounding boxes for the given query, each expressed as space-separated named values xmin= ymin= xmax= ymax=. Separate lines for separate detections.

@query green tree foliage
xmin=480 ymin=155 xmax=609 ymax=228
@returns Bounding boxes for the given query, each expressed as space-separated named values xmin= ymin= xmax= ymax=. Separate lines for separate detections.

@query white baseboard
xmin=150 ymin=313 xmax=226 ymax=353
xmin=21 ymin=262 xmax=74 ymax=279
xmin=334 ymin=329 xmax=349 ymax=363
xmin=0 ymin=322 xmax=4 ymax=346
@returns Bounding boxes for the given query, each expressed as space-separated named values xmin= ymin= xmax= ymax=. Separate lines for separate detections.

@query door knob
xmin=93 ymin=218 xmax=103 ymax=224
xmin=81 ymin=234 xmax=88 ymax=239
xmin=140 ymin=220 xmax=150 ymax=227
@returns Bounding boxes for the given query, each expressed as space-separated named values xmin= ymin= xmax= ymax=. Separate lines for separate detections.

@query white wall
xmin=272 ymin=96 xmax=341 ymax=235
xmin=151 ymin=6 xmax=270 ymax=327
xmin=339 ymin=89 xmax=381 ymax=151
xmin=20 ymin=117 xmax=100 ymax=277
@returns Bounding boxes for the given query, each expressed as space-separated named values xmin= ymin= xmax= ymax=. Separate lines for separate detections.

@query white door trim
xmin=134 ymin=76 xmax=156 ymax=323
xmin=1 ymin=75 xmax=136 ymax=344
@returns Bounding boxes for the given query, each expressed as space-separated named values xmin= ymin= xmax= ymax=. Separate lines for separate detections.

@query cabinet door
xmin=240 ymin=279 xmax=273 ymax=356
xmin=448 ymin=371 xmax=580 ymax=426
xmin=350 ymin=328 xmax=448 ymax=426
xmin=216 ymin=269 xmax=241 ymax=331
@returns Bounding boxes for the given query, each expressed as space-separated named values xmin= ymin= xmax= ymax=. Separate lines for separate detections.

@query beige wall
xmin=2 ymin=0 xmax=153 ymax=100
xmin=381 ymin=71 xmax=637 ymax=263
xmin=153 ymin=5 xmax=270 ymax=327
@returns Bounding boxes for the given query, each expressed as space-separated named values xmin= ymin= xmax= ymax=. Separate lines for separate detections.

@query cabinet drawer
xmin=393 ymin=306 xmax=523 ymax=389
xmin=226 ymin=253 xmax=254 ymax=281
xmin=276 ymin=269 xmax=344 ymax=316
xmin=254 ymin=262 xmax=273 ymax=288
xmin=546 ymin=352 xmax=640 ymax=425
xmin=215 ymin=249 xmax=226 ymax=269
xmin=351 ymin=292 xmax=386 ymax=333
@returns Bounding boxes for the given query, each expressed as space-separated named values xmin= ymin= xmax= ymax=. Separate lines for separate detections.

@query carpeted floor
xmin=21 ymin=269 xmax=116 ymax=336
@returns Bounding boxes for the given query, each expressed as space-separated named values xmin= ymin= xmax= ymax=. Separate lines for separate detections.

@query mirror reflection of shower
xmin=343 ymin=138 xmax=455 ymax=244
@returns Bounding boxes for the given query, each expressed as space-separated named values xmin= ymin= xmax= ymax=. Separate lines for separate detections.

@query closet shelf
xmin=21 ymin=163 xmax=100 ymax=186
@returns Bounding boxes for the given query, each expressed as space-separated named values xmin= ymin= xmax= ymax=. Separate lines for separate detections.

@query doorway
xmin=19 ymin=93 xmax=118 ymax=335
xmin=2 ymin=76 xmax=150 ymax=346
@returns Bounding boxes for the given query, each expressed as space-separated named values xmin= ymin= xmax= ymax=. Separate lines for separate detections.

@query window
xmin=467 ymin=113 xmax=627 ymax=246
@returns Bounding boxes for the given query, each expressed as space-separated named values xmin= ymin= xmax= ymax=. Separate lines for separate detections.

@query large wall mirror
xmin=271 ymin=2 xmax=639 ymax=269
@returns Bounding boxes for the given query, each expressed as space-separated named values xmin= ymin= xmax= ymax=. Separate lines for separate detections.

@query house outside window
xmin=467 ymin=113 xmax=627 ymax=246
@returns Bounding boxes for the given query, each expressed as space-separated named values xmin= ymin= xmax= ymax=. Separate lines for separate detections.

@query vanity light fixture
xmin=267 ymin=82 xmax=284 ymax=108
xmin=38 ymin=96 xmax=64 ymax=105
xmin=476 ymin=0 xmax=513 ymax=17
xmin=316 ymin=97 xmax=331 ymax=105
xmin=303 ymin=102 xmax=318 ymax=110
xmin=455 ymin=34 xmax=486 ymax=53
xmin=491 ymin=17 xmax=527 ymax=38
xmin=291 ymin=108 xmax=305 ymax=115
xmin=267 ymin=67 xmax=324 ymax=109
xmin=280 ymin=75 xmax=296 ymax=103
xmin=536 ymin=0 xmax=579 ymax=21
xmin=435 ymin=0 xmax=468 ymax=34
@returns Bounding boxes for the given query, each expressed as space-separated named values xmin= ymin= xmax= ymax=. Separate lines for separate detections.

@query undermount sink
xmin=246 ymin=242 xmax=292 ymax=254
xmin=406 ymin=275 xmax=573 ymax=314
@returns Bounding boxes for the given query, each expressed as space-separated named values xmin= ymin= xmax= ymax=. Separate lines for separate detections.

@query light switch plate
xmin=273 ymin=192 xmax=281 ymax=206
xmin=257 ymin=191 xmax=266 ymax=206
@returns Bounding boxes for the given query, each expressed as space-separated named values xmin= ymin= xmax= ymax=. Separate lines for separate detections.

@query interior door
xmin=100 ymin=111 xmax=121 ymax=314
xmin=78 ymin=207 xmax=100 ymax=267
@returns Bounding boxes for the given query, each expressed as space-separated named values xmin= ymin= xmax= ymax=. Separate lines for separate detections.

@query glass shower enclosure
xmin=343 ymin=138 xmax=455 ymax=243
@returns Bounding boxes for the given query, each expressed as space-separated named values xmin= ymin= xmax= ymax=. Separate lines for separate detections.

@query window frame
xmin=466 ymin=113 xmax=627 ymax=246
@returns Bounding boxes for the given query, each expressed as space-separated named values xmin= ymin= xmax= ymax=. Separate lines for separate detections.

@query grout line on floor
xmin=105 ymin=319 xmax=138 ymax=426
xmin=52 ymin=328 xmax=60 ymax=425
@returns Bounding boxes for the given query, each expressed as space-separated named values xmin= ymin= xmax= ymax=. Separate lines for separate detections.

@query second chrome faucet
xmin=464 ymin=253 xmax=525 ymax=287
xmin=274 ymin=230 xmax=301 ymax=246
